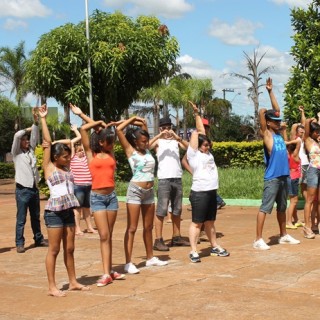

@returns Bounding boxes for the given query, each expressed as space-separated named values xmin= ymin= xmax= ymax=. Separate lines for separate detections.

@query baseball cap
xmin=202 ymin=118 xmax=209 ymax=127
xmin=159 ymin=117 xmax=172 ymax=127
xmin=265 ymin=109 xmax=282 ymax=121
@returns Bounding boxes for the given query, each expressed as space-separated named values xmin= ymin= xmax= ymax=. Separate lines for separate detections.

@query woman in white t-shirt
xmin=187 ymin=123 xmax=229 ymax=263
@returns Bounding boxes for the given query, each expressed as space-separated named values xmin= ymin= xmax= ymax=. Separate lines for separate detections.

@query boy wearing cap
xmin=253 ymin=78 xmax=300 ymax=250
xmin=150 ymin=117 xmax=189 ymax=251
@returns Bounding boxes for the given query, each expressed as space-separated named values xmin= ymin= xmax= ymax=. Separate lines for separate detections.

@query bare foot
xmin=76 ymin=231 xmax=84 ymax=236
xmin=87 ymin=229 xmax=98 ymax=234
xmin=47 ymin=289 xmax=66 ymax=297
xmin=68 ymin=284 xmax=91 ymax=291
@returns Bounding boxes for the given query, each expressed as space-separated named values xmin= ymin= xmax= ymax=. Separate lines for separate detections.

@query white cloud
xmin=208 ymin=18 xmax=262 ymax=46
xmin=103 ymin=0 xmax=193 ymax=18
xmin=3 ymin=18 xmax=27 ymax=30
xmin=177 ymin=46 xmax=294 ymax=115
xmin=0 ymin=0 xmax=51 ymax=18
xmin=271 ymin=0 xmax=312 ymax=9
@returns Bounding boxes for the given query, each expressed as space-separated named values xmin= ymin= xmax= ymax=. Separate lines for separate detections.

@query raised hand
xmin=188 ymin=101 xmax=199 ymax=114
xmin=69 ymin=103 xmax=82 ymax=115
xmin=266 ymin=77 xmax=273 ymax=92
xmin=70 ymin=124 xmax=78 ymax=131
xmin=38 ymin=104 xmax=48 ymax=118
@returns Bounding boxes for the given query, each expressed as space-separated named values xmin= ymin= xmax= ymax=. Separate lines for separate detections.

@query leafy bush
xmin=0 ymin=162 xmax=15 ymax=179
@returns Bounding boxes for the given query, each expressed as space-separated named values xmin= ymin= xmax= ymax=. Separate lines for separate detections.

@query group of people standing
xmin=11 ymin=100 xmax=227 ymax=297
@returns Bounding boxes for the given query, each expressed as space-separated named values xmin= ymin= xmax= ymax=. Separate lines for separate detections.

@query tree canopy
xmin=25 ymin=10 xmax=179 ymax=122
xmin=284 ymin=0 xmax=320 ymax=124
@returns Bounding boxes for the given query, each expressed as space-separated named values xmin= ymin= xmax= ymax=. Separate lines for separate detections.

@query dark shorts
xmin=189 ymin=189 xmax=217 ymax=223
xmin=260 ymin=176 xmax=288 ymax=214
xmin=156 ymin=178 xmax=183 ymax=217
xmin=74 ymin=184 xmax=91 ymax=208
xmin=44 ymin=208 xmax=75 ymax=228
xmin=300 ymin=164 xmax=309 ymax=185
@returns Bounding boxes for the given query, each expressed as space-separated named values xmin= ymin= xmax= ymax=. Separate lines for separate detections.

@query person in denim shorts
xmin=39 ymin=105 xmax=89 ymax=297
xmin=116 ymin=116 xmax=168 ymax=274
xmin=253 ymin=78 xmax=300 ymax=250
xmin=73 ymin=103 xmax=125 ymax=287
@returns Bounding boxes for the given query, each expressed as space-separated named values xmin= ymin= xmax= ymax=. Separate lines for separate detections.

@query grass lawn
xmin=116 ymin=166 xmax=265 ymax=199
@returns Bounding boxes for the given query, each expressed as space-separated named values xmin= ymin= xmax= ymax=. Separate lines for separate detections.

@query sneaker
xmin=16 ymin=246 xmax=25 ymax=253
xmin=153 ymin=238 xmax=169 ymax=251
xmin=217 ymin=201 xmax=226 ymax=209
xmin=279 ymin=234 xmax=301 ymax=245
xmin=96 ymin=274 xmax=113 ymax=287
xmin=210 ymin=245 xmax=230 ymax=257
xmin=124 ymin=262 xmax=140 ymax=274
xmin=253 ymin=238 xmax=270 ymax=250
xmin=171 ymin=236 xmax=190 ymax=247
xmin=145 ymin=257 xmax=168 ymax=267
xmin=35 ymin=239 xmax=48 ymax=247
xmin=189 ymin=251 xmax=201 ymax=263
xmin=294 ymin=221 xmax=305 ymax=227
xmin=110 ymin=270 xmax=126 ymax=280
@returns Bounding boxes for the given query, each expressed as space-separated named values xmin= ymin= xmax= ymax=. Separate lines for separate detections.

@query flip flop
xmin=286 ymin=225 xmax=297 ymax=229
xmin=47 ymin=290 xmax=66 ymax=297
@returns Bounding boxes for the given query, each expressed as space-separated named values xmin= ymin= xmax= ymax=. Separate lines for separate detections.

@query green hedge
xmin=2 ymin=141 xmax=265 ymax=197
xmin=0 ymin=162 xmax=15 ymax=179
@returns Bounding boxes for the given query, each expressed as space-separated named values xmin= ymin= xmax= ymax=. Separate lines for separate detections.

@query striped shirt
xmin=70 ymin=153 xmax=92 ymax=185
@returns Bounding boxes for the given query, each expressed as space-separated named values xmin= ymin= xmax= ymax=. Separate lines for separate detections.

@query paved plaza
xmin=0 ymin=179 xmax=319 ymax=320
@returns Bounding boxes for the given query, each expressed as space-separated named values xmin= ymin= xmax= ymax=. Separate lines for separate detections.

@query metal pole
xmin=85 ymin=0 xmax=94 ymax=119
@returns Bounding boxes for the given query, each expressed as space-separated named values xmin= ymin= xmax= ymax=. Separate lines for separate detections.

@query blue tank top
xmin=264 ymin=133 xmax=289 ymax=180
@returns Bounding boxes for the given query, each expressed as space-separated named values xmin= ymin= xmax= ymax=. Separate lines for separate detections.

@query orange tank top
xmin=89 ymin=154 xmax=116 ymax=190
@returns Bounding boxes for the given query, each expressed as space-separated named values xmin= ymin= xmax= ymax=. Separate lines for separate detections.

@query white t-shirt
xmin=298 ymin=137 xmax=309 ymax=166
xmin=187 ymin=146 xmax=218 ymax=191
xmin=157 ymin=139 xmax=182 ymax=179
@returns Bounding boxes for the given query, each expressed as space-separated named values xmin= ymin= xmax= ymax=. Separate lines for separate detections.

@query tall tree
xmin=25 ymin=11 xmax=179 ymax=122
xmin=283 ymin=0 xmax=320 ymax=124
xmin=228 ymin=49 xmax=274 ymax=139
xmin=0 ymin=41 xmax=28 ymax=129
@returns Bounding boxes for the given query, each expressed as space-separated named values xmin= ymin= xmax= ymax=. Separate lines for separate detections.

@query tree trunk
xmin=153 ymin=103 xmax=160 ymax=137
xmin=183 ymin=105 xmax=188 ymax=140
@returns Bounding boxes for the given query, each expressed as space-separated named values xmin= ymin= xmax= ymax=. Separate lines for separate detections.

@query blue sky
xmin=0 ymin=0 xmax=313 ymax=123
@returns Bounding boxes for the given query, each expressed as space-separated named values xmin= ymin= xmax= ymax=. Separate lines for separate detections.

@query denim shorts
xmin=44 ymin=208 xmax=75 ymax=228
xmin=260 ymin=176 xmax=288 ymax=214
xmin=156 ymin=178 xmax=182 ymax=217
xmin=300 ymin=164 xmax=309 ymax=185
xmin=189 ymin=189 xmax=217 ymax=223
xmin=307 ymin=166 xmax=320 ymax=188
xmin=126 ymin=182 xmax=154 ymax=205
xmin=90 ymin=191 xmax=118 ymax=213
xmin=74 ymin=184 xmax=91 ymax=208
xmin=287 ymin=177 xmax=299 ymax=197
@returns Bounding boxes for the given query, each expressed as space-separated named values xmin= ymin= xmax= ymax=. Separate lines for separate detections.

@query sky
xmin=0 ymin=0 xmax=314 ymax=124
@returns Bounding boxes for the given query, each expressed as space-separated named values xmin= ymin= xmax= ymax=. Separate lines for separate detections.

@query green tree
xmin=283 ymin=0 xmax=320 ymax=124
xmin=228 ymin=48 xmax=274 ymax=139
xmin=25 ymin=11 xmax=179 ymax=122
xmin=0 ymin=41 xmax=28 ymax=129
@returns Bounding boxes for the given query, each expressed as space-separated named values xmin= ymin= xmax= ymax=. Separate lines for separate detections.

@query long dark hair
xmin=125 ymin=127 xmax=149 ymax=148
xmin=90 ymin=128 xmax=115 ymax=153
xmin=50 ymin=143 xmax=71 ymax=162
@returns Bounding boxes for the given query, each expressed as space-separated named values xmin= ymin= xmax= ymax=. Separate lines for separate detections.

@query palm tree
xmin=227 ymin=48 xmax=274 ymax=139
xmin=0 ymin=41 xmax=28 ymax=129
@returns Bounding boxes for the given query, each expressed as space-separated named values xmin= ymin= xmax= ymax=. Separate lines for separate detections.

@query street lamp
xmin=85 ymin=0 xmax=94 ymax=119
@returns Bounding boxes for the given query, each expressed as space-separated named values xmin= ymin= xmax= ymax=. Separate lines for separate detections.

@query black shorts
xmin=189 ymin=189 xmax=217 ymax=223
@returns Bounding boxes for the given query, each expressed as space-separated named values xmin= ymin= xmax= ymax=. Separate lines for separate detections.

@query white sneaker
xmin=124 ymin=262 xmax=140 ymax=274
xmin=253 ymin=238 xmax=270 ymax=250
xmin=146 ymin=256 xmax=168 ymax=267
xmin=279 ymin=234 xmax=301 ymax=245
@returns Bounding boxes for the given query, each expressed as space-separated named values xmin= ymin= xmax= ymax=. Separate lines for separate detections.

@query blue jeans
xmin=15 ymin=186 xmax=44 ymax=246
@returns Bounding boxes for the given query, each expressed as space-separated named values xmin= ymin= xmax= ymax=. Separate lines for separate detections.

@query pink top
xmin=70 ymin=153 xmax=92 ymax=185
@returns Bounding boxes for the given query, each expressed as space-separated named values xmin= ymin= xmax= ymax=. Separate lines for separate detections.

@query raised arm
xmin=70 ymin=124 xmax=81 ymax=158
xmin=11 ymin=126 xmax=32 ymax=155
xmin=69 ymin=103 xmax=94 ymax=124
xmin=266 ymin=77 xmax=280 ymax=112
xmin=281 ymin=122 xmax=288 ymax=141
xmin=188 ymin=101 xmax=205 ymax=135
xmin=259 ymin=108 xmax=267 ymax=137
xmin=290 ymin=123 xmax=299 ymax=140
xmin=38 ymin=105 xmax=52 ymax=175
xmin=299 ymin=105 xmax=306 ymax=126
xmin=181 ymin=153 xmax=193 ymax=175
xmin=304 ymin=118 xmax=316 ymax=141
xmin=30 ymin=107 xmax=40 ymax=149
